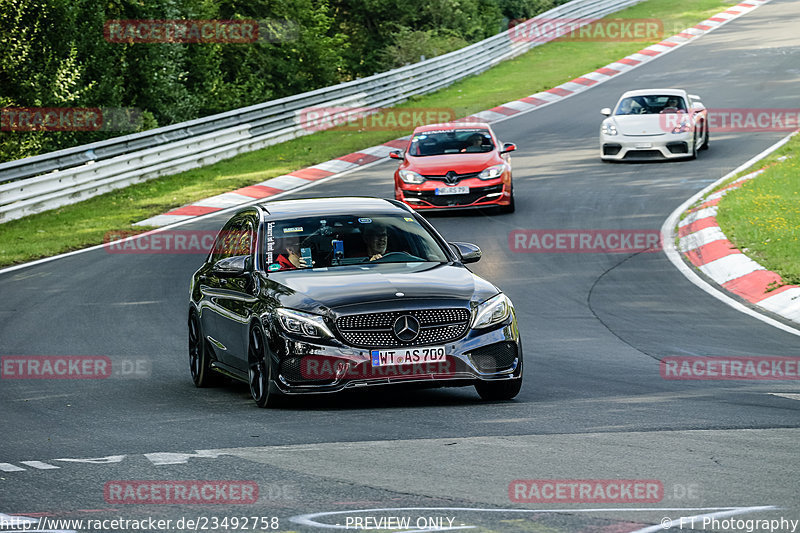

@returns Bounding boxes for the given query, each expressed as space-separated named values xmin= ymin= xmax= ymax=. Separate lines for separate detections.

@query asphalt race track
xmin=1 ymin=1 xmax=799 ymax=531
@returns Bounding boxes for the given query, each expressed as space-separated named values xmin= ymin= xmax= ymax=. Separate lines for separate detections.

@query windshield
xmin=264 ymin=213 xmax=450 ymax=271
xmin=615 ymin=95 xmax=687 ymax=115
xmin=408 ymin=128 xmax=494 ymax=156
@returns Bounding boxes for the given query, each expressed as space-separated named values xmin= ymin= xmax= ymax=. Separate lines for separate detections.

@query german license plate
xmin=435 ymin=186 xmax=469 ymax=195
xmin=371 ymin=346 xmax=447 ymax=367
xmin=635 ymin=143 xmax=653 ymax=148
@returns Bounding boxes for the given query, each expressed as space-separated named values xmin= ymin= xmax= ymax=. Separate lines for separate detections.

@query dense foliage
xmin=0 ymin=0 xmax=567 ymax=162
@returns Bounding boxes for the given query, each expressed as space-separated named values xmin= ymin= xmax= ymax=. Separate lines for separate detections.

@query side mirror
xmin=212 ymin=255 xmax=251 ymax=276
xmin=500 ymin=142 xmax=517 ymax=154
xmin=691 ymin=102 xmax=705 ymax=111
xmin=600 ymin=107 xmax=611 ymax=117
xmin=449 ymin=242 xmax=481 ymax=264
xmin=389 ymin=150 xmax=404 ymax=160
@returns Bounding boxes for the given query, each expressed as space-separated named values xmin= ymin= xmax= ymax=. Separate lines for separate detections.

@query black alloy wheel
xmin=248 ymin=326 xmax=278 ymax=408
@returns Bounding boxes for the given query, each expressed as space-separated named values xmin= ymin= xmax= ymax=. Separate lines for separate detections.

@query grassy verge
xmin=0 ymin=0 xmax=738 ymax=267
xmin=714 ymin=132 xmax=800 ymax=285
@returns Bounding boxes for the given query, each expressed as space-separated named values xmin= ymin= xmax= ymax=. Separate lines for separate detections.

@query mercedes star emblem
xmin=392 ymin=315 xmax=420 ymax=342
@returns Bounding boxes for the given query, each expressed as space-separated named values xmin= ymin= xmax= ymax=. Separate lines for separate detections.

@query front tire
xmin=475 ymin=357 xmax=523 ymax=400
xmin=700 ymin=121 xmax=710 ymax=150
xmin=475 ymin=376 xmax=522 ymax=401
xmin=189 ymin=312 xmax=220 ymax=387
xmin=248 ymin=326 xmax=279 ymax=408
xmin=498 ymin=188 xmax=515 ymax=214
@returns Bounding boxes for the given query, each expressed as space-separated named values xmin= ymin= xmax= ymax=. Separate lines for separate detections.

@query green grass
xmin=715 ymin=133 xmax=800 ymax=286
xmin=0 ymin=0 xmax=738 ymax=267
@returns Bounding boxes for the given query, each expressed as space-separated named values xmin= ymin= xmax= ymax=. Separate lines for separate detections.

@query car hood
xmin=269 ymin=262 xmax=499 ymax=313
xmin=406 ymin=152 xmax=499 ymax=175
xmin=611 ymin=115 xmax=671 ymax=136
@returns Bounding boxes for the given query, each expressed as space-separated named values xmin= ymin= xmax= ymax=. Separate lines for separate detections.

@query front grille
xmin=624 ymin=150 xmax=664 ymax=160
xmin=279 ymin=356 xmax=334 ymax=384
xmin=468 ymin=342 xmax=518 ymax=372
xmin=405 ymin=185 xmax=502 ymax=207
xmin=279 ymin=357 xmax=303 ymax=382
xmin=422 ymin=172 xmax=480 ymax=183
xmin=666 ymin=142 xmax=688 ymax=154
xmin=337 ymin=308 xmax=471 ymax=348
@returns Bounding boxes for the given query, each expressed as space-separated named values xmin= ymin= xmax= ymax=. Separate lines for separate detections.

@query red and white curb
xmin=662 ymin=130 xmax=800 ymax=336
xmin=134 ymin=0 xmax=772 ymax=228
xmin=677 ymin=156 xmax=800 ymax=323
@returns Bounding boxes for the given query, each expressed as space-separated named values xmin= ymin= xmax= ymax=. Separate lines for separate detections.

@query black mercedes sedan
xmin=188 ymin=197 xmax=522 ymax=407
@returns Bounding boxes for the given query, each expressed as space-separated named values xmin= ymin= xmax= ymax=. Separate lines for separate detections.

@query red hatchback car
xmin=391 ymin=122 xmax=516 ymax=212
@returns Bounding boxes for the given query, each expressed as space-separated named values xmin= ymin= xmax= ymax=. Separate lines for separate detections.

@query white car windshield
xmin=615 ymin=95 xmax=687 ymax=115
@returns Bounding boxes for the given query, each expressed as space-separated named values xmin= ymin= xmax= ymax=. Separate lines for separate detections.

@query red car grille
xmin=404 ymin=184 xmax=503 ymax=207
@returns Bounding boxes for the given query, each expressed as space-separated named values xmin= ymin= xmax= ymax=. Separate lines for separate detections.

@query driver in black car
xmin=362 ymin=223 xmax=389 ymax=261
xmin=275 ymin=234 xmax=311 ymax=270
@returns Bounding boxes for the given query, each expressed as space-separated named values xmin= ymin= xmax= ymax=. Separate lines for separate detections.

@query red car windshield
xmin=408 ymin=129 xmax=494 ymax=156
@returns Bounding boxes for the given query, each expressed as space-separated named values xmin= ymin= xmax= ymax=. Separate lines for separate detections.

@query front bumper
xmin=600 ymin=132 xmax=694 ymax=161
xmin=396 ymin=182 xmax=512 ymax=210
xmin=270 ymin=320 xmax=522 ymax=395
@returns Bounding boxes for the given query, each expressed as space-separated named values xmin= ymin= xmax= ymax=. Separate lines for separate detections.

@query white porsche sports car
xmin=600 ymin=89 xmax=709 ymax=161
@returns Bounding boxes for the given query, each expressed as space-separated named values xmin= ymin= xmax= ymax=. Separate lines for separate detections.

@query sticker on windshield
xmin=358 ymin=218 xmax=372 ymax=224
xmin=266 ymin=221 xmax=275 ymax=264
xmin=282 ymin=227 xmax=303 ymax=233
xmin=404 ymin=217 xmax=414 ymax=222
xmin=267 ymin=263 xmax=281 ymax=272
xmin=424 ymin=128 xmax=485 ymax=135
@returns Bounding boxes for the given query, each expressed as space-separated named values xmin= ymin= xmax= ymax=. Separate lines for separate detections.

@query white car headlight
xmin=671 ymin=121 xmax=692 ymax=134
xmin=276 ymin=308 xmax=333 ymax=339
xmin=478 ymin=164 xmax=507 ymax=180
xmin=399 ymin=170 xmax=425 ymax=184
xmin=472 ymin=293 xmax=512 ymax=329
xmin=601 ymin=122 xmax=618 ymax=136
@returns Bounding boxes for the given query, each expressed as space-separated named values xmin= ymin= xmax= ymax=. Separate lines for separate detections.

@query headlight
xmin=276 ymin=308 xmax=333 ymax=339
xmin=601 ymin=122 xmax=618 ymax=136
xmin=472 ymin=293 xmax=512 ymax=329
xmin=671 ymin=122 xmax=691 ymax=134
xmin=399 ymin=170 xmax=425 ymax=184
xmin=478 ymin=164 xmax=507 ymax=180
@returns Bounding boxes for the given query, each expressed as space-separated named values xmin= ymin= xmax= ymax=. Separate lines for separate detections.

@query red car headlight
xmin=478 ymin=164 xmax=507 ymax=180
xmin=398 ymin=170 xmax=425 ymax=184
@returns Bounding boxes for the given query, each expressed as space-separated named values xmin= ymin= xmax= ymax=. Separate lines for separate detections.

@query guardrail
xmin=0 ymin=0 xmax=642 ymax=223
